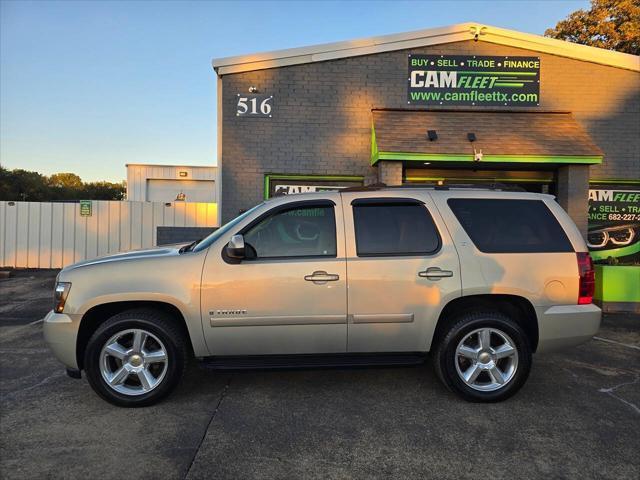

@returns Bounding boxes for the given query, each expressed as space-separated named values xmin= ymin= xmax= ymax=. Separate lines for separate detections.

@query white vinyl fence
xmin=0 ymin=201 xmax=218 ymax=269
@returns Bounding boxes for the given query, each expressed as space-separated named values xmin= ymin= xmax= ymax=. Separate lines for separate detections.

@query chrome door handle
xmin=418 ymin=267 xmax=454 ymax=281
xmin=304 ymin=271 xmax=340 ymax=284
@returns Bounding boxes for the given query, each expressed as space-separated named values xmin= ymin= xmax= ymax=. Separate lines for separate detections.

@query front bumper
xmin=43 ymin=310 xmax=81 ymax=370
xmin=536 ymin=304 xmax=602 ymax=353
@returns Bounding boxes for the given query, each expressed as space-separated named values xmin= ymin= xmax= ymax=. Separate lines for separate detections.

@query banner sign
xmin=588 ymin=187 xmax=640 ymax=264
xmin=266 ymin=177 xmax=363 ymax=199
xmin=407 ymin=55 xmax=540 ymax=107
xmin=274 ymin=184 xmax=347 ymax=196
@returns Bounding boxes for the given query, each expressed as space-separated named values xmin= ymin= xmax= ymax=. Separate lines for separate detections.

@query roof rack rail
xmin=340 ymin=183 xmax=387 ymax=192
xmin=411 ymin=182 xmax=527 ymax=192
xmin=340 ymin=183 xmax=527 ymax=192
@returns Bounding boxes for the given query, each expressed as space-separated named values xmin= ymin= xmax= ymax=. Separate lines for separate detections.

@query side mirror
xmin=226 ymin=234 xmax=246 ymax=259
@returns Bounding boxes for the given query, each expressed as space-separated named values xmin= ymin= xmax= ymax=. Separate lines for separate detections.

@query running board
xmin=198 ymin=353 xmax=427 ymax=371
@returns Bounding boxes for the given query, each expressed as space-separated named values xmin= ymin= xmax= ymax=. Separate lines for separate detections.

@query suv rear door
xmin=340 ymin=191 xmax=461 ymax=352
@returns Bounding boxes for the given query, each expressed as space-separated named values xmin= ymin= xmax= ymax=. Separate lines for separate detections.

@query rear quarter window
xmin=447 ymin=198 xmax=573 ymax=253
xmin=352 ymin=201 xmax=440 ymax=256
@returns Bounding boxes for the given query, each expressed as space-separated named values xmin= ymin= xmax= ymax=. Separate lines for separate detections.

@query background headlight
xmin=54 ymin=282 xmax=71 ymax=313
xmin=609 ymin=227 xmax=635 ymax=246
xmin=587 ymin=231 xmax=608 ymax=249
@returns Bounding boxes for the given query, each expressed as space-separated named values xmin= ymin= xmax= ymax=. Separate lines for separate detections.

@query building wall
xmin=220 ymin=40 xmax=640 ymax=221
xmin=126 ymin=165 xmax=218 ymax=202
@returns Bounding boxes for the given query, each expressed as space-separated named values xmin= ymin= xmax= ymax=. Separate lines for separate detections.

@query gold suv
xmin=44 ymin=187 xmax=601 ymax=407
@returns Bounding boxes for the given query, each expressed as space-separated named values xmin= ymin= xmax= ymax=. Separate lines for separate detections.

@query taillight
xmin=577 ymin=252 xmax=595 ymax=305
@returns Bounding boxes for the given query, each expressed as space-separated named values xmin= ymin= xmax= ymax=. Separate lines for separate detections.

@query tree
xmin=48 ymin=172 xmax=83 ymax=189
xmin=82 ymin=181 xmax=126 ymax=200
xmin=545 ymin=0 xmax=640 ymax=55
xmin=0 ymin=168 xmax=50 ymax=201
xmin=0 ymin=168 xmax=126 ymax=201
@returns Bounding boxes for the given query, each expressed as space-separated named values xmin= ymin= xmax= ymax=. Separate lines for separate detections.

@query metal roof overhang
xmin=212 ymin=23 xmax=640 ymax=75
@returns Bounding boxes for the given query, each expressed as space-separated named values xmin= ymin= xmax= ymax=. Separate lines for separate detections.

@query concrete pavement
xmin=1 ymin=270 xmax=638 ymax=479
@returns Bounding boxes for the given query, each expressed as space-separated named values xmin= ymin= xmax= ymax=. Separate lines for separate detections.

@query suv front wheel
xmin=84 ymin=308 xmax=188 ymax=407
xmin=433 ymin=312 xmax=532 ymax=402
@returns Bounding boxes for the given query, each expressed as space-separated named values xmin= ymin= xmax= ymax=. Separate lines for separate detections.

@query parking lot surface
xmin=1 ymin=269 xmax=638 ymax=479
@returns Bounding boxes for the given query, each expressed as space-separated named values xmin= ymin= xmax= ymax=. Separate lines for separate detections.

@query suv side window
xmin=447 ymin=198 xmax=573 ymax=253
xmin=352 ymin=199 xmax=440 ymax=256
xmin=243 ymin=204 xmax=337 ymax=259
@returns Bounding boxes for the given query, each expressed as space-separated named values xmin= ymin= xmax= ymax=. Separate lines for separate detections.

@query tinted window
xmin=244 ymin=205 xmax=336 ymax=259
xmin=447 ymin=199 xmax=573 ymax=253
xmin=353 ymin=202 xmax=440 ymax=256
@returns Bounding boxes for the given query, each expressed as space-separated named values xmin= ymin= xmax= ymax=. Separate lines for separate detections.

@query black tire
xmin=84 ymin=308 xmax=188 ymax=407
xmin=433 ymin=311 xmax=532 ymax=402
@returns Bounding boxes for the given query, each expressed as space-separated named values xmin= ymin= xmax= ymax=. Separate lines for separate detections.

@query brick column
xmin=378 ymin=161 xmax=403 ymax=186
xmin=556 ymin=165 xmax=590 ymax=239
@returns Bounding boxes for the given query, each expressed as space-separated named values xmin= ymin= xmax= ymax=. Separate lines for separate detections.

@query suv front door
xmin=201 ymin=199 xmax=347 ymax=356
xmin=341 ymin=192 xmax=461 ymax=352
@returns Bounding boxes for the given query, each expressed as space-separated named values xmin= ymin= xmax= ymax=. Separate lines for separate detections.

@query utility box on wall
xmin=126 ymin=164 xmax=218 ymax=204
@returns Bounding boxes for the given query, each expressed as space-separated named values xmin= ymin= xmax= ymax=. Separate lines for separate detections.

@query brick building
xmin=211 ymin=23 xmax=639 ymax=308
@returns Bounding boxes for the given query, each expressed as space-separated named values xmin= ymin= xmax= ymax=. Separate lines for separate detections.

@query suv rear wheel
xmin=433 ymin=311 xmax=532 ymax=402
xmin=84 ymin=308 xmax=188 ymax=407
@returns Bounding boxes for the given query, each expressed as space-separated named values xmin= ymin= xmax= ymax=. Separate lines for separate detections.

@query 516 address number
xmin=236 ymin=94 xmax=273 ymax=117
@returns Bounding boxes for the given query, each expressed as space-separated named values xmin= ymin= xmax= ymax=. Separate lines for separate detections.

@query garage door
xmin=146 ymin=179 xmax=216 ymax=202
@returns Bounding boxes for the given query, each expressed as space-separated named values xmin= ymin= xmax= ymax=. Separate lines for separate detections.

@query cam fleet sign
xmin=407 ymin=55 xmax=540 ymax=107
xmin=274 ymin=184 xmax=346 ymax=196
xmin=265 ymin=176 xmax=363 ymax=199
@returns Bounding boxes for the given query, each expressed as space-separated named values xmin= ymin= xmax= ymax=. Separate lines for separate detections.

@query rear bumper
xmin=536 ymin=304 xmax=601 ymax=353
xmin=43 ymin=310 xmax=80 ymax=370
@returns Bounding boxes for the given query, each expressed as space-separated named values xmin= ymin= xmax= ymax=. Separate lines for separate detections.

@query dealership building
xmin=211 ymin=23 xmax=640 ymax=309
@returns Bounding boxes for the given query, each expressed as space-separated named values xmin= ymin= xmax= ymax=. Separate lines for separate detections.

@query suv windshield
xmin=191 ymin=204 xmax=263 ymax=253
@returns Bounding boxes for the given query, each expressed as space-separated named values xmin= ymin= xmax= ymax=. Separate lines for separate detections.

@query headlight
xmin=54 ymin=282 xmax=71 ymax=313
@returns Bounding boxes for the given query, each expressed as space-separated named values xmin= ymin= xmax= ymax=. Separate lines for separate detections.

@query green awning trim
xmin=372 ymin=151 xmax=603 ymax=165
xmin=371 ymin=120 xmax=379 ymax=165
xmin=406 ymin=176 xmax=554 ymax=184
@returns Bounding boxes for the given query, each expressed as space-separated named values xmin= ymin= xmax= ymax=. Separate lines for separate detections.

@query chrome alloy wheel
xmin=454 ymin=328 xmax=518 ymax=392
xmin=99 ymin=329 xmax=168 ymax=396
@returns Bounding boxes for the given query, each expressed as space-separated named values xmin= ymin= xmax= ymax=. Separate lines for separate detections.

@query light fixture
xmin=467 ymin=132 xmax=477 ymax=142
xmin=248 ymin=86 xmax=258 ymax=93
xmin=175 ymin=192 xmax=186 ymax=201
xmin=469 ymin=25 xmax=488 ymax=42
xmin=179 ymin=171 xmax=188 ymax=177
xmin=427 ymin=130 xmax=438 ymax=141
xmin=423 ymin=162 xmax=431 ymax=165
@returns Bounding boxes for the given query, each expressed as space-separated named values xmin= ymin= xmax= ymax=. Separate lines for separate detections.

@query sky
xmin=0 ymin=0 xmax=590 ymax=182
